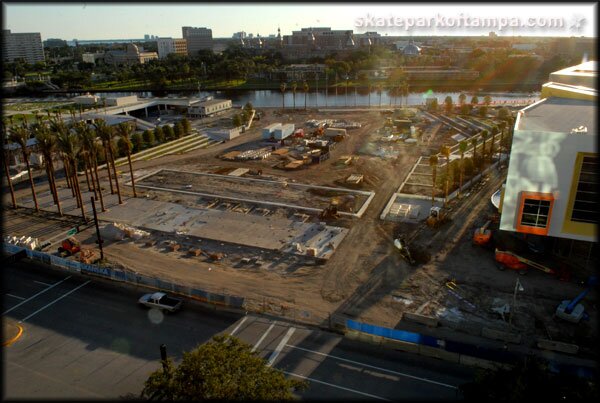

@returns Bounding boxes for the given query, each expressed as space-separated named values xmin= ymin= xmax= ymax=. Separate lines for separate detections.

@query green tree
xmin=174 ymin=122 xmax=184 ymax=139
xmin=444 ymin=96 xmax=453 ymax=114
xmin=303 ymin=80 xmax=309 ymax=110
xmin=470 ymin=95 xmax=479 ymax=106
xmin=470 ymin=137 xmax=478 ymax=172
xmin=232 ymin=114 xmax=242 ymax=127
xmin=9 ymin=124 xmax=39 ymax=212
xmin=132 ymin=132 xmax=144 ymax=152
xmin=244 ymin=101 xmax=254 ymax=113
xmin=458 ymin=93 xmax=467 ymax=106
xmin=291 ymin=81 xmax=297 ymax=109
xmin=479 ymin=105 xmax=488 ymax=117
xmin=497 ymin=107 xmax=510 ymax=120
xmin=441 ymin=145 xmax=451 ymax=206
xmin=481 ymin=130 xmax=489 ymax=165
xmin=280 ymin=82 xmax=286 ymax=111
xmin=181 ymin=118 xmax=191 ymax=134
xmin=460 ymin=104 xmax=470 ymax=115
xmin=458 ymin=140 xmax=468 ymax=197
xmin=460 ymin=355 xmax=598 ymax=402
xmin=483 ymin=95 xmax=492 ymax=106
xmin=428 ymin=98 xmax=438 ymax=112
xmin=154 ymin=126 xmax=165 ymax=143
xmin=143 ymin=129 xmax=156 ymax=146
xmin=141 ymin=335 xmax=307 ymax=400
xmin=115 ymin=122 xmax=137 ymax=197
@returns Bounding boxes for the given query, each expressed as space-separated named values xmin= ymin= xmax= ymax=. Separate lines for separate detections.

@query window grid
xmin=572 ymin=156 xmax=598 ymax=223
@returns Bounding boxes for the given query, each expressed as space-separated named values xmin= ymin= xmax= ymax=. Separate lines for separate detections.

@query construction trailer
xmin=262 ymin=123 xmax=282 ymax=139
xmin=325 ymin=127 xmax=347 ymax=138
xmin=273 ymin=123 xmax=295 ymax=140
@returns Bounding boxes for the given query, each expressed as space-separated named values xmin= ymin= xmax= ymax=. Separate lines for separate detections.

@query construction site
xmin=5 ymin=99 xmax=598 ymax=360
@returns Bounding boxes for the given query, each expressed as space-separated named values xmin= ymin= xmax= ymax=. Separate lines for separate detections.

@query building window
xmin=516 ymin=192 xmax=554 ymax=235
xmin=570 ymin=155 xmax=598 ymax=224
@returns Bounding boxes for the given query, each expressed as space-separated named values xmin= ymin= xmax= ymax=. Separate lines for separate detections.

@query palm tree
xmin=280 ymin=82 xmax=286 ymax=111
xmin=490 ymin=125 xmax=498 ymax=162
xmin=458 ymin=93 xmax=467 ymax=106
xmin=33 ymin=122 xmax=62 ymax=215
xmin=471 ymin=95 xmax=479 ymax=107
xmin=377 ymin=83 xmax=383 ymax=108
xmin=367 ymin=80 xmax=372 ymax=108
xmin=94 ymin=119 xmax=115 ymax=194
xmin=458 ymin=140 xmax=468 ymax=198
xmin=74 ymin=121 xmax=98 ymax=201
xmin=483 ymin=95 xmax=492 ymax=106
xmin=291 ymin=81 xmax=297 ymax=110
xmin=429 ymin=154 xmax=438 ymax=206
xmin=115 ymin=122 xmax=137 ymax=197
xmin=498 ymin=121 xmax=506 ymax=156
xmin=441 ymin=146 xmax=451 ymax=207
xmin=2 ymin=134 xmax=17 ymax=209
xmin=481 ymin=130 xmax=489 ymax=166
xmin=95 ymin=119 xmax=122 ymax=204
xmin=83 ymin=126 xmax=106 ymax=212
xmin=49 ymin=118 xmax=75 ymax=195
xmin=402 ymin=82 xmax=409 ymax=107
xmin=470 ymin=137 xmax=478 ymax=173
xmin=9 ymin=124 xmax=39 ymax=212
xmin=56 ymin=125 xmax=87 ymax=221
xmin=444 ymin=96 xmax=453 ymax=114
xmin=303 ymin=81 xmax=309 ymax=111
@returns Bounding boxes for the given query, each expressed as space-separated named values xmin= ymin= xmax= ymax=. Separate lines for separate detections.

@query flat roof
xmin=517 ymin=97 xmax=595 ymax=134
xmin=195 ymin=99 xmax=231 ymax=107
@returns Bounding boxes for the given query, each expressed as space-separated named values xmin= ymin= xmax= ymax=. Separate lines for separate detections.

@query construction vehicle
xmin=494 ymin=249 xmax=555 ymax=275
xmin=393 ymin=237 xmax=416 ymax=265
xmin=473 ymin=220 xmax=493 ymax=247
xmin=57 ymin=237 xmax=81 ymax=257
xmin=555 ymin=276 xmax=597 ymax=323
xmin=426 ymin=206 xmax=449 ymax=228
xmin=319 ymin=204 xmax=340 ymax=220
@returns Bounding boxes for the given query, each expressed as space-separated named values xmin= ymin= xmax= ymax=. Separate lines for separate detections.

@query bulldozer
xmin=58 ymin=237 xmax=81 ymax=257
xmin=426 ymin=207 xmax=449 ymax=228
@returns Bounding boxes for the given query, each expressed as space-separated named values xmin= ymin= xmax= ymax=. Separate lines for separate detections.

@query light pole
xmin=509 ymin=277 xmax=524 ymax=326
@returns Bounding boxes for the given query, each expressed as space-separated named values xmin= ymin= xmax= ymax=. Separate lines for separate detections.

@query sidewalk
xmin=3 ymin=318 xmax=23 ymax=346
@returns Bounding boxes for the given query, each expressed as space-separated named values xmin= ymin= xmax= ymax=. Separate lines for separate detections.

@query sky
xmin=3 ymin=2 xmax=597 ymax=40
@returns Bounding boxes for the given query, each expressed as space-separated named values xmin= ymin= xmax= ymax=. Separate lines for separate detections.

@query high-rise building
xmin=3 ymin=29 xmax=45 ymax=64
xmin=182 ymin=26 xmax=213 ymax=56
xmin=157 ymin=38 xmax=188 ymax=59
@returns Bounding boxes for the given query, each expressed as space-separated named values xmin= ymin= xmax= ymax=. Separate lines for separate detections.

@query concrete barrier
xmin=537 ymin=339 xmax=579 ymax=355
xmin=482 ymin=327 xmax=522 ymax=344
xmin=459 ymin=354 xmax=512 ymax=370
xmin=381 ymin=338 xmax=419 ymax=354
xmin=346 ymin=329 xmax=361 ymax=341
xmin=357 ymin=332 xmax=382 ymax=346
xmin=403 ymin=312 xmax=439 ymax=327
xmin=418 ymin=345 xmax=460 ymax=363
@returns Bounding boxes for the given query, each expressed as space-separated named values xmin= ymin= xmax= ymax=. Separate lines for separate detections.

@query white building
xmin=499 ymin=61 xmax=597 ymax=244
xmin=3 ymin=30 xmax=45 ymax=64
xmin=187 ymin=99 xmax=232 ymax=117
xmin=157 ymin=38 xmax=188 ymax=59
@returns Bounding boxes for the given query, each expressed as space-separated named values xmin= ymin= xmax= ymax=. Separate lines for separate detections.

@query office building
xmin=157 ymin=38 xmax=188 ymax=59
xmin=3 ymin=30 xmax=45 ymax=64
xmin=182 ymin=26 xmax=213 ymax=56
xmin=104 ymin=43 xmax=158 ymax=66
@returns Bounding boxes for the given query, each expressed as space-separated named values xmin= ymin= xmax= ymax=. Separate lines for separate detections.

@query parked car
xmin=8 ymin=167 xmax=28 ymax=183
xmin=138 ymin=292 xmax=182 ymax=312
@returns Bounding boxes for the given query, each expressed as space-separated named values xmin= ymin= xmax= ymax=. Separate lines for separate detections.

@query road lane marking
xmin=6 ymin=294 xmax=25 ymax=300
xmin=251 ymin=322 xmax=275 ymax=352
xmin=19 ymin=281 xmax=91 ymax=323
xmin=3 ymin=276 xmax=72 ymax=315
xmin=229 ymin=316 xmax=248 ymax=336
xmin=283 ymin=371 xmax=391 ymax=401
xmin=267 ymin=327 xmax=295 ymax=367
xmin=285 ymin=344 xmax=459 ymax=390
xmin=34 ymin=280 xmax=52 ymax=286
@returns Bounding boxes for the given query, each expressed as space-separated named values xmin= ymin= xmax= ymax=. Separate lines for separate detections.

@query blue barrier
xmin=348 ymin=319 xmax=448 ymax=349
xmin=191 ymin=288 xmax=209 ymax=300
xmin=229 ymin=296 xmax=245 ymax=308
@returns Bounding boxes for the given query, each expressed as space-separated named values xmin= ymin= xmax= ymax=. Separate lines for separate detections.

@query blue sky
xmin=3 ymin=3 xmax=596 ymax=40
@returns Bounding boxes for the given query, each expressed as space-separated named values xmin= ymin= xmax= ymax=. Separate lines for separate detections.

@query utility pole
xmin=91 ymin=197 xmax=104 ymax=260
xmin=160 ymin=344 xmax=168 ymax=371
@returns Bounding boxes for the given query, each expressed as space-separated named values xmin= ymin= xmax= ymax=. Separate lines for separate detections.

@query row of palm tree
xmin=3 ymin=115 xmax=138 ymax=222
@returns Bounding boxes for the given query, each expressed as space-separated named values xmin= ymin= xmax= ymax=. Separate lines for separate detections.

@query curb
xmin=3 ymin=319 xmax=24 ymax=346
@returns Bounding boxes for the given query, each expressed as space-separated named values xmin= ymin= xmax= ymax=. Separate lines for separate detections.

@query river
xmin=17 ymin=89 xmax=540 ymax=108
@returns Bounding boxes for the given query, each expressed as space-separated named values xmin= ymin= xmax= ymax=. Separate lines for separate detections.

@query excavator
xmin=473 ymin=220 xmax=493 ymax=247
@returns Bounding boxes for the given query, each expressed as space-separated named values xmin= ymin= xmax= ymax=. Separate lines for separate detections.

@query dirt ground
xmin=8 ymin=106 xmax=597 ymax=354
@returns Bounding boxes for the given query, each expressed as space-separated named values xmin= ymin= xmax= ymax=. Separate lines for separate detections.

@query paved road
xmin=3 ymin=261 xmax=474 ymax=400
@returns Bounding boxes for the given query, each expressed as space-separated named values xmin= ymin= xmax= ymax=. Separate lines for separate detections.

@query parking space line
xmin=285 ymin=344 xmax=458 ymax=390
xmin=283 ymin=371 xmax=391 ymax=401
xmin=267 ymin=327 xmax=295 ymax=367
xmin=229 ymin=316 xmax=248 ymax=336
xmin=19 ymin=281 xmax=91 ymax=323
xmin=6 ymin=294 xmax=26 ymax=300
xmin=34 ymin=280 xmax=52 ymax=286
xmin=251 ymin=322 xmax=275 ymax=352
xmin=3 ymin=276 xmax=72 ymax=315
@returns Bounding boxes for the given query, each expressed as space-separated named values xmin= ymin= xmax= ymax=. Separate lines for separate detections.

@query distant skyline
xmin=3 ymin=2 xmax=597 ymax=40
